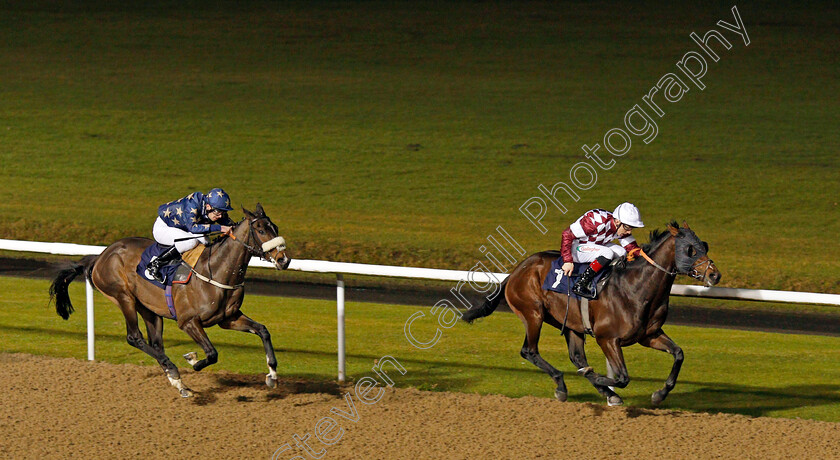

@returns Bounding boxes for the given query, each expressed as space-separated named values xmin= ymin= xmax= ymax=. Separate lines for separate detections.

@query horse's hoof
xmin=183 ymin=352 xmax=199 ymax=366
xmin=266 ymin=375 xmax=277 ymax=389
xmin=607 ymin=395 xmax=623 ymax=406
xmin=554 ymin=388 xmax=568 ymax=402
xmin=179 ymin=388 xmax=194 ymax=398
xmin=651 ymin=390 xmax=667 ymax=406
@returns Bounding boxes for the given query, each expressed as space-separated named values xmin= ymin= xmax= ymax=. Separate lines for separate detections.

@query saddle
xmin=136 ymin=244 xmax=205 ymax=289
xmin=135 ymin=244 xmax=206 ymax=320
xmin=171 ymin=244 xmax=205 ymax=284
xmin=542 ymin=259 xmax=614 ymax=300
xmin=542 ymin=258 xmax=617 ymax=337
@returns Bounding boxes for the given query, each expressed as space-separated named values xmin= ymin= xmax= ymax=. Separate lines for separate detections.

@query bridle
xmin=688 ymin=257 xmax=715 ymax=281
xmin=232 ymin=215 xmax=287 ymax=265
xmin=638 ymin=235 xmax=716 ymax=282
xmin=190 ymin=215 xmax=287 ymax=290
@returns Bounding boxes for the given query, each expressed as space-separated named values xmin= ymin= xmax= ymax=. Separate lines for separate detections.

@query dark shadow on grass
xmin=0 ymin=324 xmax=195 ymax=348
xmin=0 ymin=324 xmax=597 ymax=377
xmin=655 ymin=383 xmax=840 ymax=418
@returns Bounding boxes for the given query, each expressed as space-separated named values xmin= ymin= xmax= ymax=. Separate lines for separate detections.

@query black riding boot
xmin=147 ymin=246 xmax=181 ymax=283
xmin=572 ymin=256 xmax=611 ymax=298
xmin=572 ymin=266 xmax=599 ymax=298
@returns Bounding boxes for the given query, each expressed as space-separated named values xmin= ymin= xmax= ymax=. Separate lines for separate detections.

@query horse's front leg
xmin=640 ymin=329 xmax=683 ymax=405
xmin=180 ymin=317 xmax=219 ymax=372
xmin=580 ymin=337 xmax=629 ymax=406
xmin=219 ymin=312 xmax=279 ymax=388
xmin=564 ymin=331 xmax=621 ymax=403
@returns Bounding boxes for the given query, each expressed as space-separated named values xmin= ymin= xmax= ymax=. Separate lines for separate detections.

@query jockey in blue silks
xmin=146 ymin=188 xmax=236 ymax=283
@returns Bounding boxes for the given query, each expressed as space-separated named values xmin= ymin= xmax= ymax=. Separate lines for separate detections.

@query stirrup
xmin=572 ymin=279 xmax=595 ymax=298
xmin=148 ymin=259 xmax=166 ymax=283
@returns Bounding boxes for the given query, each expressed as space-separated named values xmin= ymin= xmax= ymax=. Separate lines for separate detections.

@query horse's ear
xmin=668 ymin=224 xmax=680 ymax=236
xmin=682 ymin=221 xmax=690 ymax=229
xmin=242 ymin=206 xmax=254 ymax=219
xmin=255 ymin=202 xmax=265 ymax=215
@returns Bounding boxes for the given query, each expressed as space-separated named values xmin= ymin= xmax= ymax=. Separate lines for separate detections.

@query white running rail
xmin=3 ymin=238 xmax=839 ymax=382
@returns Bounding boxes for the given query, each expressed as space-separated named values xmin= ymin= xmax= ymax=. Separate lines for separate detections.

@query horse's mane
xmin=204 ymin=217 xmax=248 ymax=249
xmin=641 ymin=220 xmax=678 ymax=254
xmin=612 ymin=221 xmax=677 ymax=274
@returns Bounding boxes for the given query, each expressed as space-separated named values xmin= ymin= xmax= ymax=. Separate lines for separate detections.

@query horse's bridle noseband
xmin=234 ymin=215 xmax=287 ymax=265
xmin=688 ymin=257 xmax=715 ymax=281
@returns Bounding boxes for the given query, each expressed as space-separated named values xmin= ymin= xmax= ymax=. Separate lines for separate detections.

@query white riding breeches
xmin=571 ymin=242 xmax=626 ymax=263
xmin=153 ymin=217 xmax=206 ymax=253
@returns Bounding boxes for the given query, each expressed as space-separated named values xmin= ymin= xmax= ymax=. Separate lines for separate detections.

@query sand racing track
xmin=1 ymin=353 xmax=838 ymax=459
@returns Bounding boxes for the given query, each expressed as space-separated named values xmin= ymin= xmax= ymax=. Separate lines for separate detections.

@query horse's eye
xmin=258 ymin=229 xmax=266 ymax=235
xmin=687 ymin=246 xmax=695 ymax=257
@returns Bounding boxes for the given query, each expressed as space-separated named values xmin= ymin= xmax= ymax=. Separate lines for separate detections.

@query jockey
xmin=146 ymin=188 xmax=236 ymax=283
xmin=560 ymin=202 xmax=644 ymax=298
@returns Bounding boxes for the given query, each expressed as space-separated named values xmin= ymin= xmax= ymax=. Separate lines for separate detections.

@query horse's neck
xmin=203 ymin=226 xmax=251 ymax=283
xmin=639 ymin=235 xmax=677 ymax=295
xmin=636 ymin=236 xmax=676 ymax=299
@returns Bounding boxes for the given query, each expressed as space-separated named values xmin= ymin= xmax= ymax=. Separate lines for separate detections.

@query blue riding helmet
xmin=206 ymin=188 xmax=233 ymax=211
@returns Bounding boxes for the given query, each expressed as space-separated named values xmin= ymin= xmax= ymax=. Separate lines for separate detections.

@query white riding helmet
xmin=613 ymin=202 xmax=644 ymax=228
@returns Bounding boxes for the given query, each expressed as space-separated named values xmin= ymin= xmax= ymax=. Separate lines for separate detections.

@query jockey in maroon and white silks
xmin=560 ymin=203 xmax=644 ymax=298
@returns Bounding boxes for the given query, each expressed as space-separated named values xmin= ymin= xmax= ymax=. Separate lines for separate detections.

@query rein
xmin=190 ymin=215 xmax=286 ymax=290
xmin=638 ymin=248 xmax=677 ymax=276
xmin=638 ymin=243 xmax=716 ymax=282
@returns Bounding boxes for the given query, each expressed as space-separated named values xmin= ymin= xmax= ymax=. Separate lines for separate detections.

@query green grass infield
xmin=0 ymin=1 xmax=837 ymax=293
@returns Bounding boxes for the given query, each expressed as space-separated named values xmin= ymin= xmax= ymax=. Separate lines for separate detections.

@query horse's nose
xmin=709 ymin=271 xmax=721 ymax=285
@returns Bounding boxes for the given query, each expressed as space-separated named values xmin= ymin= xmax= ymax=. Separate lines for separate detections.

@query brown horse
xmin=462 ymin=222 xmax=721 ymax=406
xmin=49 ymin=204 xmax=290 ymax=397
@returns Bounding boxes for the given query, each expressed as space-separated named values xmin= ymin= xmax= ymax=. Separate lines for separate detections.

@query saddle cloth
xmin=542 ymin=257 xmax=610 ymax=301
xmin=136 ymin=243 xmax=205 ymax=289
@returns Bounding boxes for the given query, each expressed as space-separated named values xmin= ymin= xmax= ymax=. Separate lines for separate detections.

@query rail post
xmin=86 ymin=279 xmax=95 ymax=361
xmin=337 ymin=273 xmax=346 ymax=383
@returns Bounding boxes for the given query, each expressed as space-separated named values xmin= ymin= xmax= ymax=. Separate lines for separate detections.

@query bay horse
xmin=462 ymin=222 xmax=721 ymax=406
xmin=49 ymin=203 xmax=291 ymax=397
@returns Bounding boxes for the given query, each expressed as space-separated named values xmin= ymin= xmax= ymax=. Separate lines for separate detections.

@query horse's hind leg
xmin=564 ymin=331 xmax=622 ymax=405
xmin=110 ymin=294 xmax=193 ymax=397
xmin=640 ymin=329 xmax=683 ymax=405
xmin=137 ymin=305 xmax=192 ymax=397
xmin=180 ymin=317 xmax=219 ymax=372
xmin=519 ymin=321 xmax=567 ymax=402
xmin=219 ymin=312 xmax=279 ymax=388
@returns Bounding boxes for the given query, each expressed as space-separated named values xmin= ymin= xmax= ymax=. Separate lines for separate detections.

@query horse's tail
xmin=461 ymin=278 xmax=508 ymax=324
xmin=50 ymin=256 xmax=98 ymax=320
